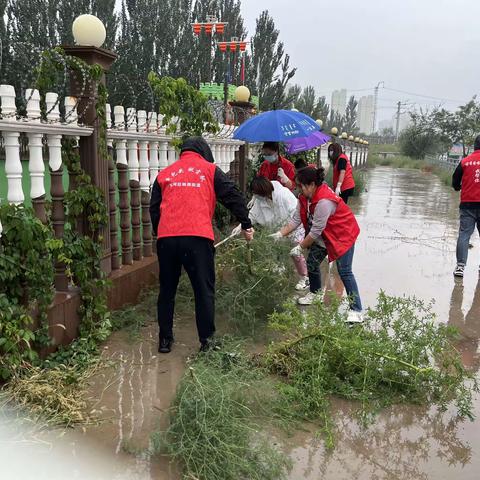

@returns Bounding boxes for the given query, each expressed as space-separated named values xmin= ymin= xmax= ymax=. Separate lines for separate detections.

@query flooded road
xmin=1 ymin=166 xmax=479 ymax=479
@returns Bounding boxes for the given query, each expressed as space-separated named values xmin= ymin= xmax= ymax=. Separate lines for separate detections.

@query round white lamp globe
xmin=72 ymin=14 xmax=106 ymax=48
xmin=234 ymin=85 xmax=250 ymax=103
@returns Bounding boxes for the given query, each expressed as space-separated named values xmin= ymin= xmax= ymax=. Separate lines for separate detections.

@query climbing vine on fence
xmin=0 ymin=48 xmax=112 ymax=378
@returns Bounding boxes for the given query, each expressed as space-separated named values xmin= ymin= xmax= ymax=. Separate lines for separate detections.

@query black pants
xmin=306 ymin=243 xmax=328 ymax=293
xmin=157 ymin=236 xmax=215 ymax=343
xmin=340 ymin=188 xmax=354 ymax=204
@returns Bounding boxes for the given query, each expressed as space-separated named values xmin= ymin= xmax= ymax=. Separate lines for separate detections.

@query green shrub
xmin=266 ymin=293 xmax=479 ymax=447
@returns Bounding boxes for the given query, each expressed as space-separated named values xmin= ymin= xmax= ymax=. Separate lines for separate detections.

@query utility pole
xmin=372 ymin=81 xmax=384 ymax=134
xmin=395 ymin=101 xmax=401 ymax=140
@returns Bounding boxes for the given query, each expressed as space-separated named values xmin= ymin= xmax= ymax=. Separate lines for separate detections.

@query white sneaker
xmin=453 ymin=264 xmax=465 ymax=278
xmin=295 ymin=276 xmax=310 ymax=291
xmin=346 ymin=310 xmax=364 ymax=324
xmin=298 ymin=291 xmax=321 ymax=305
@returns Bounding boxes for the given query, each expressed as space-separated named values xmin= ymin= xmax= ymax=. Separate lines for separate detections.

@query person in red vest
xmin=328 ymin=143 xmax=355 ymax=203
xmin=258 ymin=141 xmax=296 ymax=190
xmin=452 ymin=135 xmax=480 ymax=278
xmin=272 ymin=166 xmax=363 ymax=322
xmin=150 ymin=137 xmax=254 ymax=353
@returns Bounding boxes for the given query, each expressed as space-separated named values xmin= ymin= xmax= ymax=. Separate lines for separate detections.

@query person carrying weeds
xmin=328 ymin=142 xmax=355 ymax=203
xmin=273 ymin=166 xmax=363 ymax=323
xmin=452 ymin=134 xmax=480 ymax=278
xmin=150 ymin=137 xmax=254 ymax=353
xmin=244 ymin=176 xmax=309 ymax=291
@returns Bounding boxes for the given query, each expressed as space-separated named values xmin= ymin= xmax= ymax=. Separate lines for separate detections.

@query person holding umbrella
xmin=150 ymin=137 xmax=254 ymax=354
xmin=271 ymin=166 xmax=363 ymax=322
xmin=328 ymin=143 xmax=355 ymax=204
xmin=258 ymin=141 xmax=296 ymax=190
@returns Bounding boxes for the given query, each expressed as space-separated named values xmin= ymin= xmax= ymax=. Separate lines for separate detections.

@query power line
xmin=382 ymin=87 xmax=467 ymax=104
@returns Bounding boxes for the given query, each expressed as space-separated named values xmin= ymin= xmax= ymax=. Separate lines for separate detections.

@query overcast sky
xmin=240 ymin=0 xmax=480 ymax=120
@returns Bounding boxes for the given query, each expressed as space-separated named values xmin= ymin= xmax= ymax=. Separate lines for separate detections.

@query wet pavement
xmin=1 ymin=166 xmax=479 ymax=480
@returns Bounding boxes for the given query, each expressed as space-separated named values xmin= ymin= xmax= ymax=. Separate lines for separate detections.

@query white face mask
xmin=264 ymin=153 xmax=278 ymax=163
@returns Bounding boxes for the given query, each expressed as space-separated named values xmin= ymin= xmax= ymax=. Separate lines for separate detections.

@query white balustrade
xmin=126 ymin=108 xmax=139 ymax=181
xmin=27 ymin=132 xmax=45 ymax=200
xmin=167 ymin=143 xmax=176 ymax=165
xmin=65 ymin=96 xmax=78 ymax=125
xmin=159 ymin=141 xmax=168 ymax=170
xmin=25 ymin=89 xmax=41 ymax=122
xmin=137 ymin=110 xmax=150 ymax=192
xmin=4 ymin=131 xmax=23 ymax=204
xmin=113 ymin=105 xmax=125 ymax=130
xmin=0 ymin=84 xmax=16 ymax=118
xmin=148 ymin=112 xmax=159 ymax=182
xmin=106 ymin=104 xmax=113 ymax=148
xmin=115 ymin=139 xmax=127 ymax=165
xmin=46 ymin=92 xmax=62 ymax=171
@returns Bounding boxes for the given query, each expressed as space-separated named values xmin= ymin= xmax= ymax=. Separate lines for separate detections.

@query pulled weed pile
xmin=151 ymin=339 xmax=290 ymax=480
xmin=0 ymin=361 xmax=101 ymax=428
xmin=266 ymin=292 xmax=479 ymax=447
xmin=215 ymin=230 xmax=295 ymax=335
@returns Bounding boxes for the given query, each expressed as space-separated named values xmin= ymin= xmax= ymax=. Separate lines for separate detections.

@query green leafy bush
xmin=266 ymin=293 xmax=479 ymax=447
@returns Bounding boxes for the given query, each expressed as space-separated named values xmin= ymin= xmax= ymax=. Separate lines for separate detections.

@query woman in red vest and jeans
xmin=150 ymin=137 xmax=254 ymax=353
xmin=274 ymin=167 xmax=363 ymax=323
xmin=328 ymin=143 xmax=355 ymax=203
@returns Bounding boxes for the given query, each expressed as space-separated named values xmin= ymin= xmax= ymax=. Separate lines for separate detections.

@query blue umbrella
xmin=233 ymin=109 xmax=320 ymax=142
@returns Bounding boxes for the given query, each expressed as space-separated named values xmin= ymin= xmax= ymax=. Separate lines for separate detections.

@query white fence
xmin=0 ymin=84 xmax=243 ymax=238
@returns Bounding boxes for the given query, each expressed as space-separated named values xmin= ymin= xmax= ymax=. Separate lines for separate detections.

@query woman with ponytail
xmin=328 ymin=143 xmax=355 ymax=203
xmin=272 ymin=167 xmax=363 ymax=322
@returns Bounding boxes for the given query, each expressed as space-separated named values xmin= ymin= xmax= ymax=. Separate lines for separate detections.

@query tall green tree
xmin=6 ymin=0 xmax=58 ymax=94
xmin=246 ymin=10 xmax=296 ymax=110
xmin=314 ymin=95 xmax=329 ymax=124
xmin=0 ymin=0 xmax=9 ymax=83
xmin=344 ymin=95 xmax=358 ymax=134
xmin=285 ymin=84 xmax=301 ymax=109
xmin=296 ymin=85 xmax=316 ymax=117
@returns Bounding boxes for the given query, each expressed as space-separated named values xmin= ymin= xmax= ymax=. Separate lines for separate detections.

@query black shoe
xmin=199 ymin=337 xmax=220 ymax=353
xmin=158 ymin=338 xmax=173 ymax=353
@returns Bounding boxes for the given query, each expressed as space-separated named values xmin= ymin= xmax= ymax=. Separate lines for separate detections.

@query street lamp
xmin=331 ymin=127 xmax=338 ymax=136
xmin=72 ymin=14 xmax=106 ymax=48
xmin=234 ymin=85 xmax=250 ymax=103
xmin=316 ymin=119 xmax=323 ymax=129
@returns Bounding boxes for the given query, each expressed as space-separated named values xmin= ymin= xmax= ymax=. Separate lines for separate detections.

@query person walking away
xmin=272 ymin=167 xmax=363 ymax=323
xmin=328 ymin=143 xmax=355 ymax=203
xmin=245 ymin=177 xmax=309 ymax=290
xmin=150 ymin=137 xmax=254 ymax=353
xmin=258 ymin=141 xmax=296 ymax=190
xmin=452 ymin=135 xmax=480 ymax=278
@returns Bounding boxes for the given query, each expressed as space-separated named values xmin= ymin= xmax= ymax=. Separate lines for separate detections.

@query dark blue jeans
xmin=307 ymin=243 xmax=362 ymax=311
xmin=456 ymin=208 xmax=480 ymax=265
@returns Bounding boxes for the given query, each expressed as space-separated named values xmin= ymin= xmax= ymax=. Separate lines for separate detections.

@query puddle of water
xmin=1 ymin=166 xmax=479 ymax=480
xmin=289 ymin=167 xmax=480 ymax=479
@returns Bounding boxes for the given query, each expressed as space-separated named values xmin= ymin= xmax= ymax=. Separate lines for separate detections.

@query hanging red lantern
xmin=230 ymin=42 xmax=237 ymax=52
xmin=218 ymin=42 xmax=227 ymax=52
xmin=239 ymin=42 xmax=247 ymax=52
xmin=205 ymin=23 xmax=213 ymax=35
xmin=215 ymin=23 xmax=225 ymax=35
xmin=193 ymin=23 xmax=202 ymax=35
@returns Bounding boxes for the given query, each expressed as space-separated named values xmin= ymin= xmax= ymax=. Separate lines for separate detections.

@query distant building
xmin=358 ymin=95 xmax=375 ymax=134
xmin=331 ymin=89 xmax=347 ymax=116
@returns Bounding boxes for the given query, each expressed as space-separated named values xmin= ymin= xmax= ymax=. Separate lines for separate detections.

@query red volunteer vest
xmin=333 ymin=153 xmax=355 ymax=191
xmin=460 ymin=151 xmax=480 ymax=203
xmin=300 ymin=183 xmax=360 ymax=262
xmin=258 ymin=156 xmax=296 ymax=190
xmin=156 ymin=151 xmax=217 ymax=241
